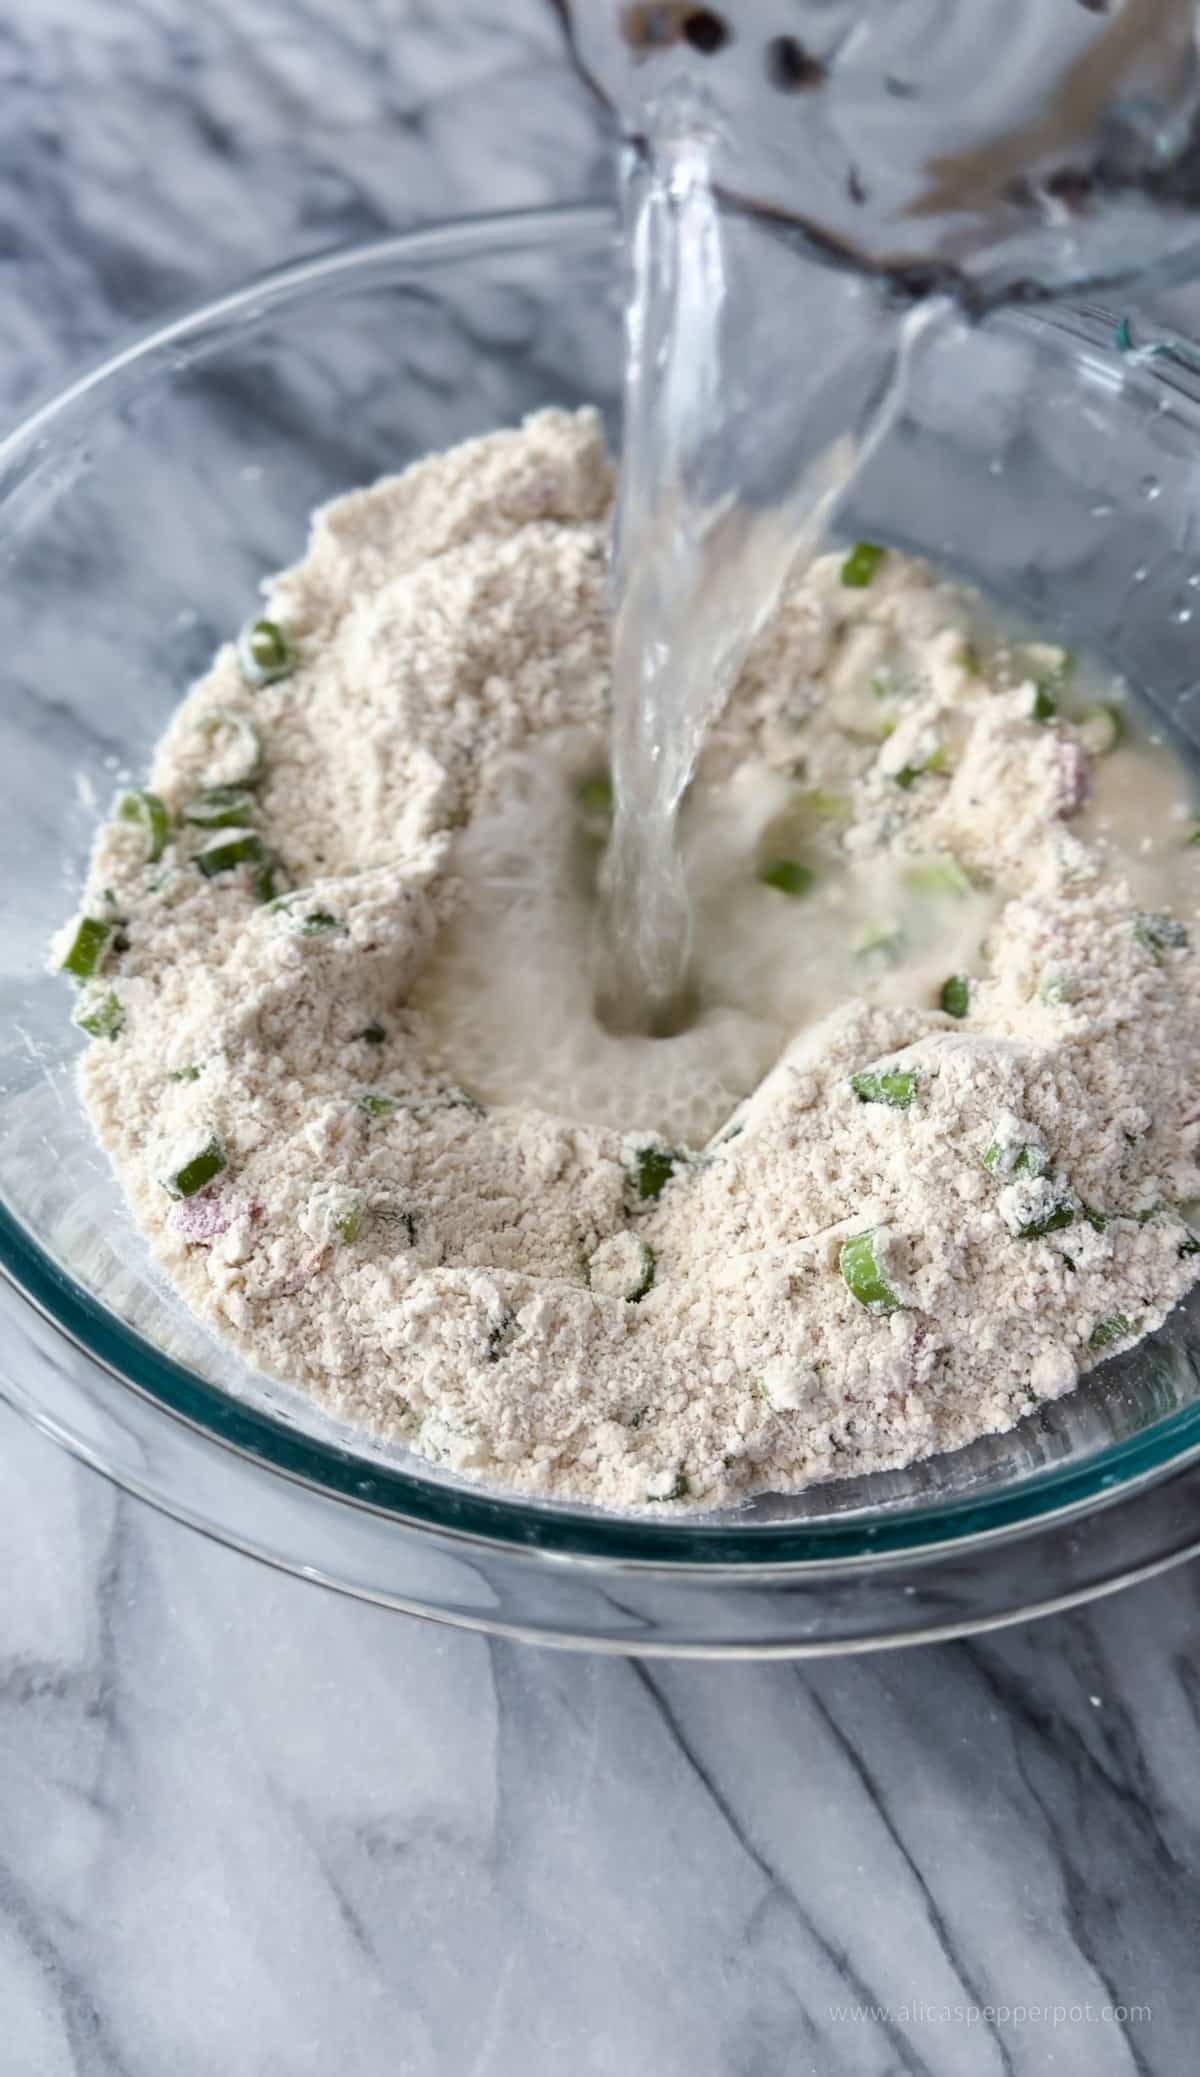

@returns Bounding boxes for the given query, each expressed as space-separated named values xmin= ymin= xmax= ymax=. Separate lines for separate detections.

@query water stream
xmin=598 ymin=114 xmax=931 ymax=1034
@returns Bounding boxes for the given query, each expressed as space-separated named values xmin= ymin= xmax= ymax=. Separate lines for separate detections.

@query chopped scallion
xmin=851 ymin=1067 xmax=917 ymax=1110
xmin=195 ymin=831 xmax=265 ymax=878
xmin=184 ymin=785 xmax=257 ymax=829
xmin=118 ymin=789 xmax=170 ymax=862
xmin=162 ymin=1135 xmax=226 ymax=1200
xmin=758 ymin=858 xmax=815 ymax=897
xmin=634 ymin=1145 xmax=679 ymax=1201
xmin=841 ymin=542 xmax=886 ymax=588
xmin=839 ymin=1229 xmax=902 ymax=1313
xmin=73 ymin=990 xmax=124 ymax=1041
xmin=1133 ymin=911 xmax=1189 ymax=961
xmin=60 ymin=916 xmax=112 ymax=981
xmin=237 ymin=617 xmax=294 ymax=687
xmin=1089 ymin=1312 xmax=1131 ymax=1352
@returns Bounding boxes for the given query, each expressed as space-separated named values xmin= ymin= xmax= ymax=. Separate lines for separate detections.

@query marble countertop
xmin=2 ymin=3 xmax=1199 ymax=2070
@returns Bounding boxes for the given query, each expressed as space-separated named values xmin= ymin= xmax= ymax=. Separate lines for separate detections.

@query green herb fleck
xmin=169 ymin=1065 xmax=202 ymax=1083
xmin=851 ymin=1068 xmax=917 ymax=1110
xmin=356 ymin=1091 xmax=400 ymax=1119
xmin=253 ymin=857 xmax=284 ymax=904
xmin=983 ymin=1140 xmax=1050 ymax=1180
xmin=1031 ymin=682 xmax=1058 ymax=723
xmin=576 ymin=774 xmax=613 ymax=817
xmin=195 ymin=831 xmax=265 ymax=878
xmin=629 ymin=1241 xmax=656 ymax=1303
xmin=333 ymin=1197 xmax=363 ymax=1245
xmin=162 ymin=1135 xmax=226 ymax=1200
xmin=841 ymin=542 xmax=886 ymax=588
xmin=1017 ymin=1200 xmax=1075 ymax=1240
xmin=940 ymin=974 xmax=970 ymax=1018
xmin=117 ymin=789 xmax=170 ymax=862
xmin=758 ymin=858 xmax=815 ymax=898
xmin=60 ymin=916 xmax=112 ymax=981
xmin=634 ymin=1145 xmax=679 ymax=1201
xmin=73 ymin=990 xmax=124 ymax=1041
xmin=237 ymin=617 xmax=294 ymax=687
xmin=183 ymin=785 xmax=257 ymax=830
xmin=1089 ymin=1312 xmax=1131 ymax=1352
xmin=1133 ymin=911 xmax=1189 ymax=961
xmin=839 ymin=1228 xmax=902 ymax=1313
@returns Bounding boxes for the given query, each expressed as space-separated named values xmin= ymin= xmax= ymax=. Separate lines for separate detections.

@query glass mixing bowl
xmin=4 ymin=203 xmax=1200 ymax=1655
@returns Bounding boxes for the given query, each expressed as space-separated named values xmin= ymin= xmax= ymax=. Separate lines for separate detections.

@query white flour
xmin=57 ymin=409 xmax=1200 ymax=1509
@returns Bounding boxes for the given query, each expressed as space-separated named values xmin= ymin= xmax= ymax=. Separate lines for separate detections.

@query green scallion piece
xmin=296 ymin=910 xmax=344 ymax=938
xmin=630 ymin=1241 xmax=656 ymax=1303
xmin=333 ymin=1197 xmax=363 ymax=1244
xmin=839 ymin=1229 xmax=902 ymax=1313
xmin=758 ymin=859 xmax=815 ymax=898
xmin=1017 ymin=1200 xmax=1074 ymax=1240
xmin=577 ymin=774 xmax=613 ymax=817
xmin=1133 ymin=911 xmax=1189 ymax=961
xmin=169 ymin=1065 xmax=202 ymax=1082
xmin=118 ymin=789 xmax=170 ymax=862
xmin=851 ymin=1068 xmax=917 ymax=1110
xmin=184 ymin=785 xmax=257 ymax=830
xmin=1089 ymin=1312 xmax=1131 ymax=1352
xmin=162 ymin=1135 xmax=226 ymax=1200
xmin=1031 ymin=682 xmax=1058 ymax=723
xmin=253 ymin=857 xmax=284 ymax=904
xmin=841 ymin=542 xmax=886 ymax=588
xmin=195 ymin=831 xmax=265 ymax=878
xmin=237 ymin=617 xmax=294 ymax=687
xmin=1039 ymin=972 xmax=1075 ymax=1006
xmin=983 ymin=1141 xmax=1050 ymax=1180
xmin=940 ymin=974 xmax=970 ymax=1017
xmin=356 ymin=1091 xmax=400 ymax=1118
xmin=634 ymin=1145 xmax=679 ymax=1202
xmin=60 ymin=916 xmax=112 ymax=981
xmin=73 ymin=990 xmax=124 ymax=1041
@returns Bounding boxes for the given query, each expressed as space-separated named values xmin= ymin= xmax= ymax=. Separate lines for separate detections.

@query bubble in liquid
xmin=1140 ymin=474 xmax=1162 ymax=501
xmin=1188 ymin=571 xmax=1200 ymax=589
xmin=1171 ymin=601 xmax=1194 ymax=625
xmin=1090 ymin=500 xmax=1114 ymax=518
xmin=1132 ymin=564 xmax=1149 ymax=583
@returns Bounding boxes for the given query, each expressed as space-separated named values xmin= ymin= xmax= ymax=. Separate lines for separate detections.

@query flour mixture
xmin=54 ymin=409 xmax=1200 ymax=1508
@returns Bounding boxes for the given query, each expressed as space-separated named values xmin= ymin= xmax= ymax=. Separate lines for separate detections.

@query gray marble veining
xmin=1 ymin=2 xmax=1200 ymax=2071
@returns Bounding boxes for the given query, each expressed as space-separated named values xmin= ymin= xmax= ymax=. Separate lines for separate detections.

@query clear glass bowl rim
xmin=4 ymin=200 xmax=1200 ymax=1578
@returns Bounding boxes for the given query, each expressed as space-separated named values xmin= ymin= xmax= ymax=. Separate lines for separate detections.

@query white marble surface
xmin=3 ymin=2 xmax=1200 ymax=2070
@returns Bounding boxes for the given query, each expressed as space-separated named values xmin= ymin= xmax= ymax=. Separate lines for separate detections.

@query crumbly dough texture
xmin=62 ymin=409 xmax=1200 ymax=1510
